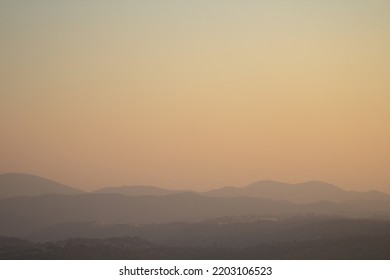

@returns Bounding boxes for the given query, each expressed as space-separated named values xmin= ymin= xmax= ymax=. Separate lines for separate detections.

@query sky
xmin=1 ymin=1 xmax=389 ymax=191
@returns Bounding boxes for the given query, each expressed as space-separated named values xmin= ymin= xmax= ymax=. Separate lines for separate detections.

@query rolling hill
xmin=205 ymin=180 xmax=390 ymax=203
xmin=93 ymin=185 xmax=191 ymax=196
xmin=1 ymin=192 xmax=390 ymax=237
xmin=0 ymin=173 xmax=82 ymax=198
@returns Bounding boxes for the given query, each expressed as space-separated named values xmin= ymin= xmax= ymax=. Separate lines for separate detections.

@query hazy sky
xmin=1 ymin=1 xmax=389 ymax=191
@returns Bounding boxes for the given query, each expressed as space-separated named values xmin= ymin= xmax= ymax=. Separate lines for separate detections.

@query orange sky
xmin=1 ymin=1 xmax=389 ymax=191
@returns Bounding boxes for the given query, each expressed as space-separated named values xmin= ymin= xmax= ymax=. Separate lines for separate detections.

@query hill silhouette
xmin=2 ymin=234 xmax=390 ymax=260
xmin=205 ymin=180 xmax=390 ymax=203
xmin=94 ymin=185 xmax=192 ymax=196
xmin=1 ymin=174 xmax=390 ymax=260
xmin=0 ymin=173 xmax=82 ymax=198
xmin=1 ymin=192 xmax=390 ymax=237
xmin=2 ymin=173 xmax=389 ymax=204
xmin=0 ymin=193 xmax=297 ymax=236
xmin=27 ymin=217 xmax=390 ymax=246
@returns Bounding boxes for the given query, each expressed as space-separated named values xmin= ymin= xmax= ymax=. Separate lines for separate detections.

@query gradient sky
xmin=1 ymin=1 xmax=389 ymax=191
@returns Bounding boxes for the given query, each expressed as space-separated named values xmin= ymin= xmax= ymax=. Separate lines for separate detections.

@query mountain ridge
xmin=1 ymin=173 xmax=389 ymax=204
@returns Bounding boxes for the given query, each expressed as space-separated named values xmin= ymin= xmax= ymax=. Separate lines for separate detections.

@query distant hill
xmin=0 ymin=193 xmax=296 ymax=236
xmin=28 ymin=218 xmax=390 ymax=246
xmin=1 ymin=192 xmax=390 ymax=237
xmin=205 ymin=180 xmax=390 ymax=203
xmin=0 ymin=173 xmax=82 ymax=198
xmin=93 ymin=185 xmax=192 ymax=196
